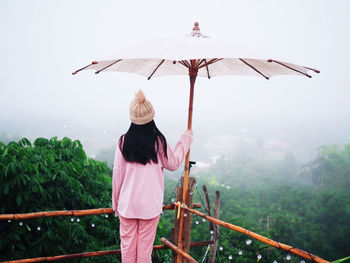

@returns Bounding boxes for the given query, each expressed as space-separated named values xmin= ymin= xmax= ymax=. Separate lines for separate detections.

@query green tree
xmin=0 ymin=137 xmax=119 ymax=262
xmin=309 ymin=144 xmax=350 ymax=191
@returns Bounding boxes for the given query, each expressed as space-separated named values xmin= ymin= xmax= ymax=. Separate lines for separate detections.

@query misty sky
xmin=1 ymin=1 xmax=350 ymax=163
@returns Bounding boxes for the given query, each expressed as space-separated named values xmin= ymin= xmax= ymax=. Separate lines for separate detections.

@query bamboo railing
xmin=1 ymin=241 xmax=213 ymax=263
xmin=0 ymin=204 xmax=201 ymax=221
xmin=0 ymin=193 xmax=331 ymax=263
xmin=161 ymin=238 xmax=198 ymax=263
xmin=0 ymin=204 xmax=203 ymax=263
xmin=180 ymin=204 xmax=330 ymax=263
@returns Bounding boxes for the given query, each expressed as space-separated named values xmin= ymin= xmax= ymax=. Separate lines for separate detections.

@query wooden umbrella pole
xmin=181 ymin=205 xmax=330 ymax=263
xmin=177 ymin=63 xmax=198 ymax=263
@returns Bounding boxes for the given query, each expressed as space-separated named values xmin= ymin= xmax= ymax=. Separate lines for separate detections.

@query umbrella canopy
xmin=73 ymin=23 xmax=319 ymax=79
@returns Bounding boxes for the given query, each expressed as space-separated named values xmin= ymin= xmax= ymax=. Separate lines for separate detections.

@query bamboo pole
xmin=161 ymin=238 xmax=198 ymax=263
xmin=208 ymin=191 xmax=220 ymax=263
xmin=202 ymin=185 xmax=214 ymax=232
xmin=0 ymin=208 xmax=114 ymax=221
xmin=177 ymin=63 xmax=198 ymax=263
xmin=182 ymin=178 xmax=195 ymax=263
xmin=0 ymin=204 xmax=201 ymax=221
xmin=172 ymin=179 xmax=196 ymax=263
xmin=1 ymin=249 xmax=120 ymax=263
xmin=172 ymin=186 xmax=184 ymax=263
xmin=1 ymin=241 xmax=213 ymax=263
xmin=181 ymin=205 xmax=330 ymax=263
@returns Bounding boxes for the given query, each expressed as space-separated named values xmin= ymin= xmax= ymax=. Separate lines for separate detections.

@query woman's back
xmin=111 ymin=90 xmax=193 ymax=263
xmin=113 ymin=129 xmax=193 ymax=219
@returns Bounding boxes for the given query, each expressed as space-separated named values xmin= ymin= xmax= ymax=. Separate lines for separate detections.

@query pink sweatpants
xmin=119 ymin=215 xmax=160 ymax=263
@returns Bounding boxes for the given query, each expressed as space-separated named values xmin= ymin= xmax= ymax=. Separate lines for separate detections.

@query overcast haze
xmin=1 ymin=1 xmax=350 ymax=165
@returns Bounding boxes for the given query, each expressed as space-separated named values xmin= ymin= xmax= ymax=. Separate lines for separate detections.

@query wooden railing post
xmin=202 ymin=185 xmax=214 ymax=233
xmin=208 ymin=191 xmax=220 ymax=263
xmin=202 ymin=186 xmax=221 ymax=263
xmin=172 ymin=177 xmax=195 ymax=263
xmin=172 ymin=186 xmax=183 ymax=262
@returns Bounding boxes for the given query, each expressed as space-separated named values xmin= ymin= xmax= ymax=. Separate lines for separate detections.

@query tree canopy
xmin=0 ymin=138 xmax=349 ymax=262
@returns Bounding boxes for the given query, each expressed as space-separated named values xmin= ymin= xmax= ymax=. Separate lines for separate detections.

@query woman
xmin=112 ymin=90 xmax=193 ymax=263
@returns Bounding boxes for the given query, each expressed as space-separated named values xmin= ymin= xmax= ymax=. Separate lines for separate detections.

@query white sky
xmin=1 ymin=0 xmax=349 ymax=161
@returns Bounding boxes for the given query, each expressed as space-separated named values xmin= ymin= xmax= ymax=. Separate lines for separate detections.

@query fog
xmin=1 ymin=0 xmax=350 ymax=166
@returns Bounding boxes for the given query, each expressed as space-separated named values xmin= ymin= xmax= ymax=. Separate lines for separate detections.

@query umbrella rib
xmin=178 ymin=61 xmax=189 ymax=68
xmin=267 ymin=59 xmax=312 ymax=78
xmin=181 ymin=60 xmax=191 ymax=68
xmin=72 ymin=61 xmax=98 ymax=75
xmin=95 ymin=59 xmax=122 ymax=74
xmin=198 ymin=58 xmax=223 ymax=69
xmin=196 ymin=59 xmax=206 ymax=68
xmin=148 ymin=59 xmax=165 ymax=80
xmin=190 ymin=59 xmax=196 ymax=67
xmin=304 ymin=66 xmax=320 ymax=73
xmin=204 ymin=59 xmax=211 ymax=79
xmin=239 ymin=58 xmax=269 ymax=80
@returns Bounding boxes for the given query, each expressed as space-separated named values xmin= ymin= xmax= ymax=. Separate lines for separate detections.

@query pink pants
xmin=119 ymin=215 xmax=160 ymax=263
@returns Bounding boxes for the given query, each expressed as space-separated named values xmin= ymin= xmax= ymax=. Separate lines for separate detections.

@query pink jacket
xmin=112 ymin=130 xmax=193 ymax=219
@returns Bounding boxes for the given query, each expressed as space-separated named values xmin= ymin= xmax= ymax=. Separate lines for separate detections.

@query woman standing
xmin=112 ymin=90 xmax=193 ymax=263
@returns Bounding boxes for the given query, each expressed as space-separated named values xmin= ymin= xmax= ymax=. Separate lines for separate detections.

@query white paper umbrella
xmin=73 ymin=23 xmax=319 ymax=79
xmin=73 ymin=22 xmax=319 ymax=260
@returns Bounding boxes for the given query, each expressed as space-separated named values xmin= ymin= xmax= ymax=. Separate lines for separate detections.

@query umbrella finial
xmin=193 ymin=22 xmax=200 ymax=31
xmin=190 ymin=21 xmax=209 ymax=38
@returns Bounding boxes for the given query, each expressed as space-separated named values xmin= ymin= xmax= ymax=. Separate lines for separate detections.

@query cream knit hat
xmin=129 ymin=90 xmax=155 ymax=125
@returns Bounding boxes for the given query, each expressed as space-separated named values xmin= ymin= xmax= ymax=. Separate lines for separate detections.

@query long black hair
xmin=119 ymin=120 xmax=168 ymax=165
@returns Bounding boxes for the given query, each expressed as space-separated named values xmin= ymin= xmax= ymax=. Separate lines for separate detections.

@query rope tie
xmin=308 ymin=251 xmax=315 ymax=262
xmin=287 ymin=246 xmax=294 ymax=252
xmin=174 ymin=202 xmax=182 ymax=219
xmin=276 ymin=242 xmax=282 ymax=250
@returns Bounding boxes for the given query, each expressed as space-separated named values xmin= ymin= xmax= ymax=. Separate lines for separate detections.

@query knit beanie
xmin=129 ymin=90 xmax=155 ymax=125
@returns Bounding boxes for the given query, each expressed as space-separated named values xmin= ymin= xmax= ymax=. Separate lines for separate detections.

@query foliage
xmin=182 ymin=145 xmax=350 ymax=262
xmin=308 ymin=144 xmax=350 ymax=191
xmin=0 ymin=138 xmax=349 ymax=262
xmin=0 ymin=137 xmax=119 ymax=262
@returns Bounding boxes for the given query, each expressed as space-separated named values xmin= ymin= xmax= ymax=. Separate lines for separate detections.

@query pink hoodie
xmin=112 ymin=130 xmax=193 ymax=219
